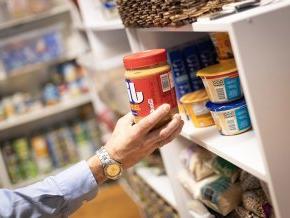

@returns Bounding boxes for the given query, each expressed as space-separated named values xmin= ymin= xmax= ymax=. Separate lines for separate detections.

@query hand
xmin=104 ymin=104 xmax=184 ymax=169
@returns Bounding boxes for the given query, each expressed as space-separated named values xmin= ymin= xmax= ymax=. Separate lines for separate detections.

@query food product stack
xmin=167 ymin=36 xmax=217 ymax=122
xmin=171 ymin=32 xmax=252 ymax=136
xmin=0 ymin=60 xmax=89 ymax=122
xmin=197 ymin=33 xmax=252 ymax=136
xmin=0 ymin=26 xmax=63 ymax=75
xmin=1 ymin=118 xmax=102 ymax=185
xmin=117 ymin=0 xmax=241 ymax=27
xmin=178 ymin=146 xmax=275 ymax=217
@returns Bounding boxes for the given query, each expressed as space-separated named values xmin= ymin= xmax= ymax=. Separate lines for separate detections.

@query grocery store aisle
xmin=71 ymin=184 xmax=142 ymax=218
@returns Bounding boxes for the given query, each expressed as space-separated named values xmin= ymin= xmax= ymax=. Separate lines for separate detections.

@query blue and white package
xmin=0 ymin=27 xmax=63 ymax=73
xmin=206 ymin=98 xmax=252 ymax=136
xmin=182 ymin=43 xmax=204 ymax=91
xmin=167 ymin=48 xmax=193 ymax=100
xmin=195 ymin=37 xmax=218 ymax=68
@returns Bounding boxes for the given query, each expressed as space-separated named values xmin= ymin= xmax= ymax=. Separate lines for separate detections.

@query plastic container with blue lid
xmin=206 ymin=98 xmax=252 ymax=136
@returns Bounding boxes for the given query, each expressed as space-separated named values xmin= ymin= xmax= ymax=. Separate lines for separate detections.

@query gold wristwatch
xmin=96 ymin=146 xmax=123 ymax=180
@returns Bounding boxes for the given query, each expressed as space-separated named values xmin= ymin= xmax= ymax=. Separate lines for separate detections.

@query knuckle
xmin=159 ymin=130 xmax=169 ymax=140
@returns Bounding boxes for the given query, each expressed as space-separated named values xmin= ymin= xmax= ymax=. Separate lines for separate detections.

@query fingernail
xmin=163 ymin=104 xmax=170 ymax=112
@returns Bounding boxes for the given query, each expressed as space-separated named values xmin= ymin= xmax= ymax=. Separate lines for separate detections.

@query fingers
xmin=134 ymin=104 xmax=171 ymax=134
xmin=147 ymin=122 xmax=183 ymax=155
xmin=158 ymin=121 xmax=184 ymax=147
xmin=145 ymin=114 xmax=183 ymax=146
xmin=119 ymin=112 xmax=135 ymax=125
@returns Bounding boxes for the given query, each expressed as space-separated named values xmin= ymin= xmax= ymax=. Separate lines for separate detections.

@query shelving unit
xmin=118 ymin=1 xmax=290 ymax=218
xmin=0 ymin=1 xmax=92 ymax=189
xmin=0 ymin=3 xmax=70 ymax=31
xmin=0 ymin=94 xmax=92 ymax=132
xmin=11 ymin=164 xmax=73 ymax=189
xmin=1 ymin=1 xmax=288 ymax=218
xmin=181 ymin=121 xmax=266 ymax=181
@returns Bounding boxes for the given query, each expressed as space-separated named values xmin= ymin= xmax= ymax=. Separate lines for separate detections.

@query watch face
xmin=105 ymin=163 xmax=122 ymax=179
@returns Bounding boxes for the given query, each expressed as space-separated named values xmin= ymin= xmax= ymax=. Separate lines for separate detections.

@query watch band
xmin=96 ymin=146 xmax=113 ymax=167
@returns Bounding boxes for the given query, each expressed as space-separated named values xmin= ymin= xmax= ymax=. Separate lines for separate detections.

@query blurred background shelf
xmin=0 ymin=94 xmax=92 ymax=132
xmin=0 ymin=4 xmax=70 ymax=31
xmin=76 ymin=19 xmax=124 ymax=31
xmin=11 ymin=164 xmax=73 ymax=189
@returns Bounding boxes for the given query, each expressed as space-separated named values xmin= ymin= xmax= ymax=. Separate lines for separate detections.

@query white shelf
xmin=76 ymin=20 xmax=124 ymax=31
xmin=180 ymin=121 xmax=267 ymax=182
xmin=0 ymin=94 xmax=92 ymax=132
xmin=135 ymin=167 xmax=177 ymax=209
xmin=0 ymin=4 xmax=70 ymax=31
xmin=11 ymin=164 xmax=73 ymax=189
xmin=193 ymin=1 xmax=290 ymax=32
xmin=0 ymin=51 xmax=86 ymax=82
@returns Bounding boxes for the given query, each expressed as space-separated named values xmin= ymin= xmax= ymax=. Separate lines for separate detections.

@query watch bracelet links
xmin=96 ymin=146 xmax=114 ymax=168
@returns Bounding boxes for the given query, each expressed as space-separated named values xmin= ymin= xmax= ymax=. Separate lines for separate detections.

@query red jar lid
xmin=123 ymin=49 xmax=167 ymax=70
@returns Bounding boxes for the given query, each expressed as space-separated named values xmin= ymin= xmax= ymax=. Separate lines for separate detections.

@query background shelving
xmin=0 ymin=94 xmax=92 ymax=132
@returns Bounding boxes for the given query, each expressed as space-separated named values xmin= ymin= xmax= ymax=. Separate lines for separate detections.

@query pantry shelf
xmin=180 ymin=121 xmax=267 ymax=182
xmin=135 ymin=167 xmax=177 ymax=209
xmin=0 ymin=51 xmax=86 ymax=82
xmin=0 ymin=94 xmax=92 ymax=132
xmin=0 ymin=4 xmax=70 ymax=31
xmin=192 ymin=1 xmax=290 ymax=32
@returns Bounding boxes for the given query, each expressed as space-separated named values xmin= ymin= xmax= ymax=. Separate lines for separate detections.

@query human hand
xmin=104 ymin=104 xmax=184 ymax=169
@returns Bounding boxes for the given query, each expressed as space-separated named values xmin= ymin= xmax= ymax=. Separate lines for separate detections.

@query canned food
xmin=180 ymin=90 xmax=214 ymax=128
xmin=124 ymin=49 xmax=177 ymax=125
xmin=197 ymin=59 xmax=243 ymax=103
xmin=206 ymin=98 xmax=252 ymax=136
xmin=210 ymin=32 xmax=234 ymax=61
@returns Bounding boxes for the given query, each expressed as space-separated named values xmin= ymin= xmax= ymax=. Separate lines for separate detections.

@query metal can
xmin=124 ymin=49 xmax=177 ymax=125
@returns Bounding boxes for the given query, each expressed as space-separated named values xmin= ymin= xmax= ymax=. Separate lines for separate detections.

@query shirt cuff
xmin=53 ymin=160 xmax=98 ymax=214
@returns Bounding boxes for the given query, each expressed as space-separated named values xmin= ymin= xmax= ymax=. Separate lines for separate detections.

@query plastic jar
xmin=123 ymin=49 xmax=177 ymax=125
xmin=180 ymin=89 xmax=214 ymax=128
xmin=206 ymin=98 xmax=252 ymax=136
xmin=197 ymin=59 xmax=243 ymax=103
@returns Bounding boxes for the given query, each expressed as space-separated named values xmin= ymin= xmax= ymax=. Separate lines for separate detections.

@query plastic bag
xmin=200 ymin=176 xmax=242 ymax=216
xmin=180 ymin=146 xmax=214 ymax=181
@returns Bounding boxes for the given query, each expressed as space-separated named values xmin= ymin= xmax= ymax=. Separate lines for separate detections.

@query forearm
xmin=87 ymin=155 xmax=107 ymax=184
xmin=0 ymin=161 xmax=98 ymax=218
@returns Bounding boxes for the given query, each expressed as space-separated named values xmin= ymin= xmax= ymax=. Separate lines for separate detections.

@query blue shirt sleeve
xmin=0 ymin=160 xmax=98 ymax=218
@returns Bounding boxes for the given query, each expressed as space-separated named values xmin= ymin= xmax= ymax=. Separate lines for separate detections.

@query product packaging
xmin=180 ymin=146 xmax=214 ymax=181
xmin=200 ymin=176 xmax=242 ymax=216
xmin=124 ymin=49 xmax=177 ymax=126
xmin=206 ymin=98 xmax=252 ymax=136
xmin=197 ymin=59 xmax=243 ymax=104
xmin=180 ymin=90 xmax=214 ymax=128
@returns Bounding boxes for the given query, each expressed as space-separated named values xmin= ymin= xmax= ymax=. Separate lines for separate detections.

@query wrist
xmin=87 ymin=155 xmax=107 ymax=184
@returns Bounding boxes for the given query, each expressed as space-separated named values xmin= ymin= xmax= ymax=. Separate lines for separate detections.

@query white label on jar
xmin=192 ymin=102 xmax=209 ymax=116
